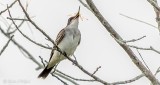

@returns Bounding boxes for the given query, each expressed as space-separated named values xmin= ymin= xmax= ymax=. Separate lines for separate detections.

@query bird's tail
xmin=38 ymin=65 xmax=54 ymax=79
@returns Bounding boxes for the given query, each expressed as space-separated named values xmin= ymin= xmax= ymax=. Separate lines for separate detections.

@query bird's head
xmin=67 ymin=7 xmax=80 ymax=27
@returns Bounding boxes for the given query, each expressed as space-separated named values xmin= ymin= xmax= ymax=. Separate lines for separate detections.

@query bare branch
xmin=155 ymin=66 xmax=160 ymax=76
xmin=111 ymin=74 xmax=144 ymax=84
xmin=7 ymin=17 xmax=29 ymax=21
xmin=17 ymin=0 xmax=55 ymax=45
xmin=6 ymin=20 xmax=25 ymax=35
xmin=85 ymin=0 xmax=160 ymax=84
xmin=51 ymin=74 xmax=69 ymax=85
xmin=113 ymin=35 xmax=160 ymax=55
xmin=57 ymin=70 xmax=95 ymax=82
xmin=17 ymin=0 xmax=68 ymax=59
xmin=64 ymin=55 xmax=111 ymax=85
xmin=78 ymin=0 xmax=91 ymax=11
xmin=42 ymin=57 xmax=97 ymax=83
xmin=7 ymin=6 xmax=52 ymax=50
xmin=0 ymin=0 xmax=18 ymax=15
xmin=123 ymin=36 xmax=146 ymax=43
xmin=147 ymin=0 xmax=160 ymax=11
xmin=0 ymin=26 xmax=42 ymax=70
xmin=54 ymin=72 xmax=79 ymax=85
xmin=147 ymin=0 xmax=160 ymax=33
xmin=0 ymin=35 xmax=14 ymax=56
xmin=129 ymin=45 xmax=160 ymax=54
xmin=120 ymin=13 xmax=157 ymax=29
xmin=92 ymin=66 xmax=101 ymax=75
xmin=136 ymin=49 xmax=151 ymax=71
xmin=150 ymin=46 xmax=160 ymax=54
xmin=39 ymin=56 xmax=46 ymax=67
xmin=38 ymin=57 xmax=80 ymax=85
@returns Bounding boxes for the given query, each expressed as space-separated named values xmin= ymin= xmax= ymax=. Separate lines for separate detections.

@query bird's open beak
xmin=74 ymin=6 xmax=80 ymax=19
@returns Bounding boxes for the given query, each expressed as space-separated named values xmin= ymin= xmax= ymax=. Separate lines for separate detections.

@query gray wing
xmin=78 ymin=32 xmax=81 ymax=45
xmin=49 ymin=29 xmax=65 ymax=62
xmin=55 ymin=29 xmax=65 ymax=45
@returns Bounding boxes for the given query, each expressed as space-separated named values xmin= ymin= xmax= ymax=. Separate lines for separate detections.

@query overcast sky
xmin=0 ymin=0 xmax=160 ymax=85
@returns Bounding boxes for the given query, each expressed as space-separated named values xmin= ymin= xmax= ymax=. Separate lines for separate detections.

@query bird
xmin=38 ymin=7 xmax=81 ymax=79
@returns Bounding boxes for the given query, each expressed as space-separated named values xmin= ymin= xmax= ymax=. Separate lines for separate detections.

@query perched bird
xmin=38 ymin=7 xmax=81 ymax=79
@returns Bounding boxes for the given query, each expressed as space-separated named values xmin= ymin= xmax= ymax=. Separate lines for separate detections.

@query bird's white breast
xmin=58 ymin=28 xmax=80 ymax=57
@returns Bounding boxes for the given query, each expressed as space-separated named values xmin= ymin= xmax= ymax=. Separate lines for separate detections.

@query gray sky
xmin=0 ymin=0 xmax=160 ymax=85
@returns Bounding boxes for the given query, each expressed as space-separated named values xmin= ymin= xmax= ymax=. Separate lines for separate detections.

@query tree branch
xmin=78 ymin=0 xmax=91 ymax=11
xmin=0 ymin=0 xmax=18 ymax=15
xmin=85 ymin=0 xmax=160 ymax=84
xmin=17 ymin=0 xmax=55 ymax=45
xmin=147 ymin=0 xmax=160 ymax=11
xmin=120 ymin=13 xmax=157 ymax=29
xmin=51 ymin=74 xmax=68 ymax=85
xmin=129 ymin=45 xmax=160 ymax=54
xmin=56 ymin=70 xmax=95 ymax=82
xmin=0 ymin=27 xmax=42 ymax=70
xmin=7 ymin=7 xmax=52 ymax=50
xmin=147 ymin=0 xmax=160 ymax=33
xmin=0 ymin=35 xmax=14 ymax=56
xmin=123 ymin=35 xmax=146 ymax=43
xmin=111 ymin=74 xmax=144 ymax=84
xmin=7 ymin=17 xmax=29 ymax=21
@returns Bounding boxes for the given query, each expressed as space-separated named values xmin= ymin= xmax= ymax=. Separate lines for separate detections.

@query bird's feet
xmin=72 ymin=60 xmax=78 ymax=65
xmin=63 ymin=51 xmax=67 ymax=57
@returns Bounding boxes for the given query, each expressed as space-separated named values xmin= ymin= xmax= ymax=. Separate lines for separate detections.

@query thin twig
xmin=0 ymin=16 xmax=12 ymax=30
xmin=0 ymin=35 xmax=14 ymax=56
xmin=51 ymin=74 xmax=68 ymax=85
xmin=150 ymin=46 xmax=160 ymax=54
xmin=18 ymin=0 xmax=66 ymax=56
xmin=78 ymin=0 xmax=91 ymax=11
xmin=6 ymin=20 xmax=25 ymax=35
xmin=128 ymin=45 xmax=151 ymax=50
xmin=57 ymin=70 xmax=95 ymax=82
xmin=0 ymin=0 xmax=18 ymax=15
xmin=40 ymin=56 xmax=95 ymax=82
xmin=92 ymin=66 xmax=101 ymax=75
xmin=155 ymin=66 xmax=160 ymax=76
xmin=39 ymin=56 xmax=45 ymax=67
xmin=120 ymin=13 xmax=157 ymax=29
xmin=111 ymin=74 xmax=144 ymax=84
xmin=63 ymin=54 xmax=110 ymax=84
xmin=123 ymin=36 xmax=146 ymax=43
xmin=54 ymin=72 xmax=79 ymax=85
xmin=7 ymin=7 xmax=52 ymax=49
xmin=18 ymin=47 xmax=30 ymax=58
xmin=17 ymin=0 xmax=55 ymax=45
xmin=38 ymin=57 xmax=80 ymax=85
xmin=7 ymin=17 xmax=29 ymax=21
xmin=0 ymin=26 xmax=42 ymax=70
xmin=129 ymin=45 xmax=160 ymax=54
xmin=113 ymin=36 xmax=160 ymax=55
xmin=72 ymin=54 xmax=78 ymax=65
xmin=136 ymin=49 xmax=151 ymax=71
